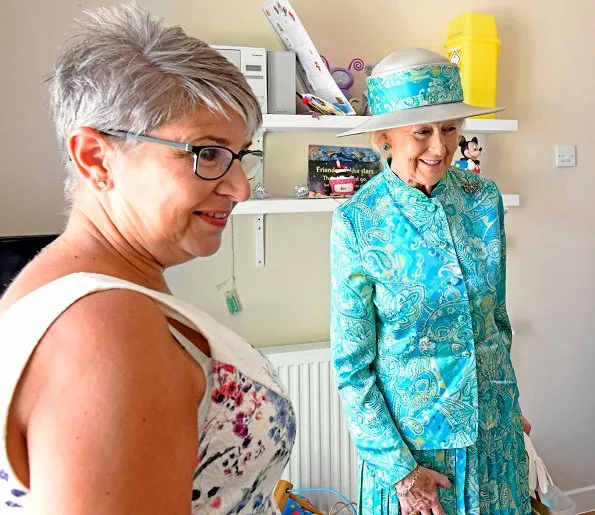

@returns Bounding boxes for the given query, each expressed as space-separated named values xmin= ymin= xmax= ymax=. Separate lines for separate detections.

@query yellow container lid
xmin=445 ymin=12 xmax=500 ymax=45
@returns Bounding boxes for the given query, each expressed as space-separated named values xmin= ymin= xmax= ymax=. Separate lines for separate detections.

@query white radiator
xmin=263 ymin=342 xmax=359 ymax=504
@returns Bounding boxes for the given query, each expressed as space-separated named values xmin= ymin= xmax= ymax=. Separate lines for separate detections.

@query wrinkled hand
xmin=396 ymin=466 xmax=452 ymax=515
xmin=521 ymin=415 xmax=532 ymax=435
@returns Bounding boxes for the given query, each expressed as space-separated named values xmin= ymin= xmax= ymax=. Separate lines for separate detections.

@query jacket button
xmin=427 ymin=203 xmax=437 ymax=212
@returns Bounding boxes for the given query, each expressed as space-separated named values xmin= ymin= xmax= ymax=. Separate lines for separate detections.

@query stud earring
xmin=382 ymin=143 xmax=391 ymax=152
xmin=97 ymin=181 xmax=106 ymax=189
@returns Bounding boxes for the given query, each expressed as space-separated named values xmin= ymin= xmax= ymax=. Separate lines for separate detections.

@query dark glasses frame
xmin=100 ymin=129 xmax=263 ymax=181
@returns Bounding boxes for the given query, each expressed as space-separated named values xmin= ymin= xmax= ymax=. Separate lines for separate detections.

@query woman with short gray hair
xmin=0 ymin=3 xmax=295 ymax=513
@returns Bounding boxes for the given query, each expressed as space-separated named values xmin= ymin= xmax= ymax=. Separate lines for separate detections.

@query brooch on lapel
xmin=461 ymin=178 xmax=480 ymax=194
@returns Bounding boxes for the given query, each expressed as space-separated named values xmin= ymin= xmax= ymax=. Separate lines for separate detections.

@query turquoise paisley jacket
xmin=330 ymin=164 xmax=514 ymax=487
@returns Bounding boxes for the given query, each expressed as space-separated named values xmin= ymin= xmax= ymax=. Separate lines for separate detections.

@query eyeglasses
xmin=100 ymin=129 xmax=263 ymax=181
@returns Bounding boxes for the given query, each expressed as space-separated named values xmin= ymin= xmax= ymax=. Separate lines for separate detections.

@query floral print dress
xmin=0 ymin=273 xmax=296 ymax=513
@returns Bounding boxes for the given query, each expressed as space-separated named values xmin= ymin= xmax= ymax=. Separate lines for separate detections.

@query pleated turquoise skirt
xmin=357 ymin=379 xmax=531 ymax=514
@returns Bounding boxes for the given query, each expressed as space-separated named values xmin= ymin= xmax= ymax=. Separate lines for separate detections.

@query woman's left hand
xmin=521 ymin=415 xmax=532 ymax=435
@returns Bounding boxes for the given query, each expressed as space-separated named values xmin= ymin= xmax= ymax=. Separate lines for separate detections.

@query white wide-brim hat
xmin=338 ymin=48 xmax=504 ymax=137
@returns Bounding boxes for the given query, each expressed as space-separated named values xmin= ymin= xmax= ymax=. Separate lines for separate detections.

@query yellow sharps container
xmin=444 ymin=12 xmax=500 ymax=119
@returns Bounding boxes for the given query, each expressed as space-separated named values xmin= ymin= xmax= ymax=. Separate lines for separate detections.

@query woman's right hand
xmin=395 ymin=466 xmax=452 ymax=515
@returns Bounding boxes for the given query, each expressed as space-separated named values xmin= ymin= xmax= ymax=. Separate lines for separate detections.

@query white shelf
xmin=261 ymin=114 xmax=518 ymax=134
xmin=262 ymin=114 xmax=369 ymax=132
xmin=463 ymin=118 xmax=518 ymax=133
xmin=232 ymin=194 xmax=520 ymax=215
xmin=246 ymin=116 xmax=518 ymax=267
xmin=232 ymin=198 xmax=345 ymax=215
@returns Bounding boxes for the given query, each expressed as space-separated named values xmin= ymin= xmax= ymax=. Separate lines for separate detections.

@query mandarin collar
xmin=381 ymin=160 xmax=449 ymax=207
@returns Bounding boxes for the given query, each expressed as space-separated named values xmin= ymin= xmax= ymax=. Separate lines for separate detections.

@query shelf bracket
xmin=252 ymin=128 xmax=267 ymax=267
xmin=252 ymin=128 xmax=265 ymax=186
xmin=255 ymin=214 xmax=265 ymax=267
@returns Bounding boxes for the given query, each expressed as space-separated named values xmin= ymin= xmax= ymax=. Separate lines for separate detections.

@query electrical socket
xmin=555 ymin=145 xmax=576 ymax=167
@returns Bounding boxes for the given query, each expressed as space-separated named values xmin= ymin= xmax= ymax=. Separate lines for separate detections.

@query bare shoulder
xmin=32 ymin=287 xmax=190 ymax=378
xmin=18 ymin=288 xmax=203 ymax=514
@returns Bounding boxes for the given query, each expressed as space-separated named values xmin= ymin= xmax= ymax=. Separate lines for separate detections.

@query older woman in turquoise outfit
xmin=330 ymin=48 xmax=531 ymax=515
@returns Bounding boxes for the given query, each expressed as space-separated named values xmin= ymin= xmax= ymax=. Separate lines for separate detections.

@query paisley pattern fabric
xmin=330 ymin=164 xmax=530 ymax=514
xmin=367 ymin=64 xmax=463 ymax=114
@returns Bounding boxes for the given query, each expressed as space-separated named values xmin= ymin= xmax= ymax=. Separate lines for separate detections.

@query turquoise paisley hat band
xmin=367 ymin=63 xmax=464 ymax=115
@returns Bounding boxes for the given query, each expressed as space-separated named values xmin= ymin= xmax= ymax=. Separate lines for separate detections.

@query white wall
xmin=2 ymin=0 xmax=594 ymax=509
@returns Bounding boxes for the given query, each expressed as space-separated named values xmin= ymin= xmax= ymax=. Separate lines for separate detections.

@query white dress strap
xmin=0 ymin=272 xmax=286 ymax=430
xmin=169 ymin=326 xmax=213 ymax=431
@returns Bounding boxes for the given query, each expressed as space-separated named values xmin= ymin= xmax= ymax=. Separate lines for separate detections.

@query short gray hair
xmin=369 ymin=118 xmax=465 ymax=165
xmin=46 ymin=2 xmax=262 ymax=202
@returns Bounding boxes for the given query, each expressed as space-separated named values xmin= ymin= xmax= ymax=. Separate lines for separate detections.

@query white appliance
xmin=212 ymin=45 xmax=268 ymax=114
xmin=267 ymin=51 xmax=297 ymax=115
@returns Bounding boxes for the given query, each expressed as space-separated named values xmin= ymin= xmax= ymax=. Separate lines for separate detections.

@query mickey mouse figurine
xmin=455 ymin=136 xmax=482 ymax=174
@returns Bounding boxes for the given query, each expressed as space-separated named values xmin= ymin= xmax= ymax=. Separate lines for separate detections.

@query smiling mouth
xmin=201 ymin=212 xmax=228 ymax=219
xmin=195 ymin=211 xmax=230 ymax=227
xmin=420 ymin=159 xmax=442 ymax=166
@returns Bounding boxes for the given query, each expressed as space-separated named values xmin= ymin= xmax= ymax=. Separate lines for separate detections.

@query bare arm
xmin=22 ymin=289 xmax=202 ymax=515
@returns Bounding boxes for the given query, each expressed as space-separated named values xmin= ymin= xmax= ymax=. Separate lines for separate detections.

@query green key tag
xmin=217 ymin=278 xmax=242 ymax=315
xmin=225 ymin=290 xmax=241 ymax=315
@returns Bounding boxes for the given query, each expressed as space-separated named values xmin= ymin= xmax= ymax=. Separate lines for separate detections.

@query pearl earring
xmin=97 ymin=181 xmax=106 ymax=189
